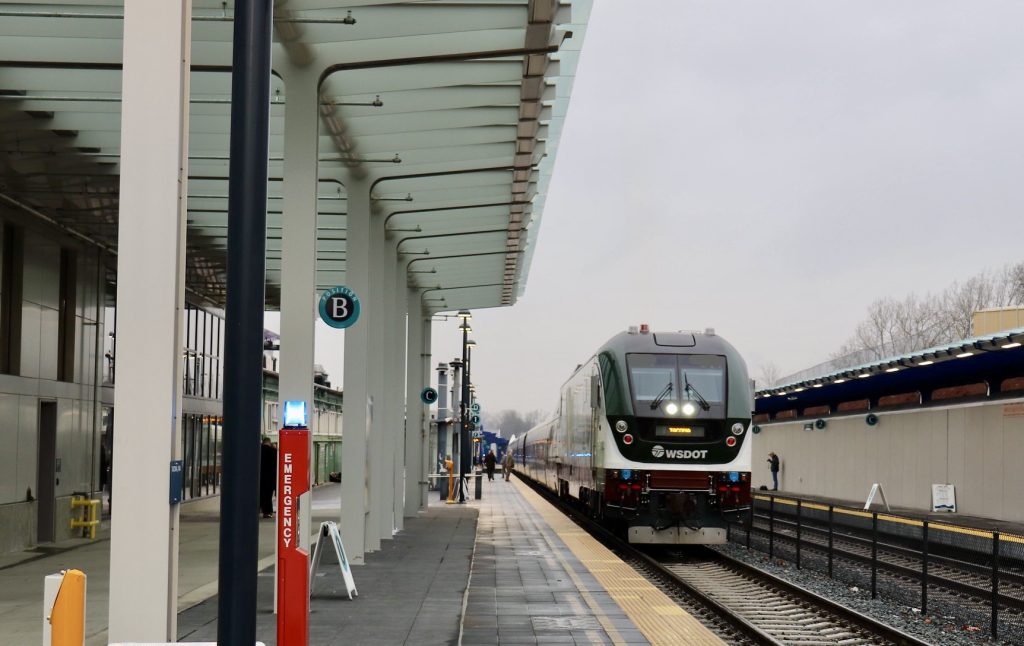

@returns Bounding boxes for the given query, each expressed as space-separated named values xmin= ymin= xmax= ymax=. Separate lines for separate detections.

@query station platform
xmin=4 ymin=477 xmax=725 ymax=645
xmin=180 ymin=474 xmax=724 ymax=645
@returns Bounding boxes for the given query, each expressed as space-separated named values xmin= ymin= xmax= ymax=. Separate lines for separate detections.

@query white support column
xmin=278 ymin=65 xmax=319 ymax=552
xmin=404 ymin=288 xmax=426 ymax=517
xmin=391 ymin=256 xmax=408 ymax=530
xmin=364 ymin=210 xmax=386 ymax=550
xmin=340 ymin=179 xmax=371 ymax=564
xmin=372 ymin=230 xmax=395 ymax=541
xmin=108 ymin=1 xmax=190 ymax=641
xmin=420 ymin=317 xmax=433 ymax=510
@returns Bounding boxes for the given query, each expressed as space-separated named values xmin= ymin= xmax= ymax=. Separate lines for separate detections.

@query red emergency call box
xmin=277 ymin=427 xmax=310 ymax=646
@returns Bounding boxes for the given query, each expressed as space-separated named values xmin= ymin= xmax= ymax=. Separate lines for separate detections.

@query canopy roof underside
xmin=0 ymin=0 xmax=590 ymax=313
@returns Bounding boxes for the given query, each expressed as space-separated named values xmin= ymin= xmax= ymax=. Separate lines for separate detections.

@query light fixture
xmin=812 ymin=383 xmax=823 ymax=388
xmin=681 ymin=402 xmax=697 ymax=416
xmin=664 ymin=402 xmax=679 ymax=415
xmin=885 ymin=367 xmax=900 ymax=373
xmin=731 ymin=423 xmax=745 ymax=435
xmin=1001 ymin=342 xmax=1021 ymax=349
xmin=793 ymin=387 xmax=805 ymax=393
xmin=917 ymin=360 xmax=934 ymax=366
xmin=858 ymin=373 xmax=871 ymax=378
xmin=457 ymin=310 xmax=472 ymax=322
xmin=956 ymin=351 xmax=973 ymax=358
xmin=834 ymin=378 xmax=847 ymax=384
xmin=615 ymin=420 xmax=628 ymax=433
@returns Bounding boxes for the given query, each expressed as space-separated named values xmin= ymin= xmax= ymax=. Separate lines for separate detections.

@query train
xmin=508 ymin=324 xmax=754 ymax=544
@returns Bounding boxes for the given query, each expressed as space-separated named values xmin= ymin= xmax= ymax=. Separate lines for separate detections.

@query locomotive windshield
xmin=626 ymin=354 xmax=726 ymax=416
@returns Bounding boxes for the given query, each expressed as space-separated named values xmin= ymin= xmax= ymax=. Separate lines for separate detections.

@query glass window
xmin=627 ymin=354 xmax=678 ymax=404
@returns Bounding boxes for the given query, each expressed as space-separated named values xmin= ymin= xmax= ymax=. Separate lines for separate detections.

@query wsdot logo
xmin=651 ymin=445 xmax=708 ymax=460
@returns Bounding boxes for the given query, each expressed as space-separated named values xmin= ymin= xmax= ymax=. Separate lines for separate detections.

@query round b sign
xmin=319 ymin=286 xmax=361 ymax=329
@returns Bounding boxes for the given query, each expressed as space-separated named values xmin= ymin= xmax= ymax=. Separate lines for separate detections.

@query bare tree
xmin=832 ymin=262 xmax=1024 ymax=367
xmin=756 ymin=361 xmax=783 ymax=389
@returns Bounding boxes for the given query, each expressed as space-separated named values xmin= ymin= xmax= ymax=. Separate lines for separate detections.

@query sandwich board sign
xmin=863 ymin=483 xmax=890 ymax=512
xmin=931 ymin=484 xmax=956 ymax=512
xmin=310 ymin=521 xmax=358 ymax=600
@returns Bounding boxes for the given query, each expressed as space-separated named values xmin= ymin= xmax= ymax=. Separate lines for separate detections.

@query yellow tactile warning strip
xmin=514 ymin=479 xmax=726 ymax=646
xmin=754 ymin=494 xmax=1024 ymax=543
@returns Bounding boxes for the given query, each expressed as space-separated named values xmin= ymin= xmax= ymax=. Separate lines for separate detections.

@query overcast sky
xmin=272 ymin=1 xmax=1024 ymax=417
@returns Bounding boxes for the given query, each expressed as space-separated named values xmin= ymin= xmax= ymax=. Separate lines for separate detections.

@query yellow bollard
xmin=50 ymin=569 xmax=86 ymax=646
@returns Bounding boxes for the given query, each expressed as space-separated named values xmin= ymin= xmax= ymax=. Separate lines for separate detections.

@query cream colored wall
xmin=752 ymin=399 xmax=1024 ymax=522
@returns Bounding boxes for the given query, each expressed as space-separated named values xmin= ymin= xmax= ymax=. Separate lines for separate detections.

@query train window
xmin=627 ymin=354 xmax=678 ymax=404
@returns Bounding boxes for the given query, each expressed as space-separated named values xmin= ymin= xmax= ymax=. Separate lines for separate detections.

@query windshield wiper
xmin=649 ymin=381 xmax=673 ymax=410
xmin=683 ymin=373 xmax=711 ymax=411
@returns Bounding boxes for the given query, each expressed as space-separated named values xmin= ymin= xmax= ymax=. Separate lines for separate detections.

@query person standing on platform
xmin=767 ymin=451 xmax=781 ymax=491
xmin=445 ymin=455 xmax=455 ymax=503
xmin=484 ymin=449 xmax=496 ymax=481
xmin=259 ymin=436 xmax=277 ymax=518
xmin=502 ymin=452 xmax=514 ymax=481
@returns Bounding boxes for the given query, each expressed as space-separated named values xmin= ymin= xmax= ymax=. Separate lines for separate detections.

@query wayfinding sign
xmin=319 ymin=286 xmax=361 ymax=329
xmin=420 ymin=387 xmax=438 ymax=405
xmin=471 ymin=402 xmax=481 ymax=413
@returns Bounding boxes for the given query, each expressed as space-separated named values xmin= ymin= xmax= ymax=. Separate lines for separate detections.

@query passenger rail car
xmin=509 ymin=325 xmax=753 ymax=544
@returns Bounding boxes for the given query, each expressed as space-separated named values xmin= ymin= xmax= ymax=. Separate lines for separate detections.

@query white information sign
xmin=931 ymin=484 xmax=956 ymax=512
xmin=310 ymin=521 xmax=358 ymax=600
xmin=863 ymin=483 xmax=891 ymax=511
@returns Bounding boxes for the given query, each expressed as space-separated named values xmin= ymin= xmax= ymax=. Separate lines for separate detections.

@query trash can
xmin=474 ymin=471 xmax=482 ymax=500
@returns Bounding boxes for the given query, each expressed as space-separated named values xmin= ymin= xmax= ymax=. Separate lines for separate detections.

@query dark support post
xmin=795 ymin=499 xmax=802 ymax=570
xmin=992 ymin=532 xmax=1000 ymax=639
xmin=769 ymin=496 xmax=775 ymax=560
xmin=921 ymin=520 xmax=929 ymax=615
xmin=217 ymin=1 xmax=273 ymax=643
xmin=828 ymin=505 xmax=834 ymax=579
xmin=747 ymin=502 xmax=754 ymax=549
xmin=871 ymin=512 xmax=878 ymax=599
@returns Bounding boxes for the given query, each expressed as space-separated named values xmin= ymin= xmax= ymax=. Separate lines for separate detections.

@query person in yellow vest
xmin=444 ymin=455 xmax=455 ymax=503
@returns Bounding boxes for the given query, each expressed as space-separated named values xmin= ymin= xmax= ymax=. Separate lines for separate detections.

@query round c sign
xmin=319 ymin=286 xmax=361 ymax=329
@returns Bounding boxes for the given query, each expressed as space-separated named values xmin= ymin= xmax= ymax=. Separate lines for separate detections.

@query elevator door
xmin=37 ymin=401 xmax=58 ymax=543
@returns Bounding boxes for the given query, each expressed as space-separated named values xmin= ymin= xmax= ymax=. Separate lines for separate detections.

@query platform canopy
xmin=0 ymin=0 xmax=590 ymax=312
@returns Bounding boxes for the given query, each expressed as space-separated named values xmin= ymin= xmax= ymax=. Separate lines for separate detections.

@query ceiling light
xmin=917 ymin=360 xmax=934 ymax=366
xmin=956 ymin=352 xmax=973 ymax=358
xmin=812 ymin=383 xmax=823 ymax=388
xmin=858 ymin=373 xmax=870 ymax=378
xmin=793 ymin=387 xmax=805 ymax=393
xmin=834 ymin=378 xmax=847 ymax=384
xmin=885 ymin=367 xmax=900 ymax=373
xmin=1001 ymin=342 xmax=1022 ymax=349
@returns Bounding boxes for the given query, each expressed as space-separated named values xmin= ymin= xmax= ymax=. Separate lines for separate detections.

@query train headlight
xmin=681 ymin=401 xmax=697 ymax=416
xmin=664 ymin=402 xmax=679 ymax=415
xmin=731 ymin=423 xmax=745 ymax=435
xmin=615 ymin=420 xmax=628 ymax=433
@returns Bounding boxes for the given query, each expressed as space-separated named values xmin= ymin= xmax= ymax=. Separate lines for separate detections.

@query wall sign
xmin=319 ymin=286 xmax=361 ymax=329
xmin=420 ymin=387 xmax=438 ymax=405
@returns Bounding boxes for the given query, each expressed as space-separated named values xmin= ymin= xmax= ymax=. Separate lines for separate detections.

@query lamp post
xmin=457 ymin=310 xmax=472 ymax=502
xmin=465 ymin=341 xmax=478 ymax=466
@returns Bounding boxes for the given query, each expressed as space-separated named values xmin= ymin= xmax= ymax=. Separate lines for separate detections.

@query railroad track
xmin=747 ymin=514 xmax=1024 ymax=613
xmin=517 ymin=477 xmax=929 ymax=645
xmin=659 ymin=548 xmax=918 ymax=645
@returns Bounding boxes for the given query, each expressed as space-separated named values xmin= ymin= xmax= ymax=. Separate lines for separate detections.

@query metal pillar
xmin=436 ymin=363 xmax=449 ymax=476
xmin=377 ymin=238 xmax=399 ymax=538
xmin=278 ymin=65 xmax=319 ymax=551
xmin=459 ymin=322 xmax=471 ymax=502
xmin=108 ymin=2 xmax=191 ymax=640
xmin=218 ymin=1 xmax=273 ymax=643
xmin=340 ymin=179 xmax=371 ymax=564
xmin=404 ymin=289 xmax=426 ymax=517
xmin=449 ymin=360 xmax=463 ymax=479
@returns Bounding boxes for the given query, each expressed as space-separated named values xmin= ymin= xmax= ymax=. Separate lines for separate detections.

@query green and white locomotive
xmin=509 ymin=324 xmax=754 ymax=544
